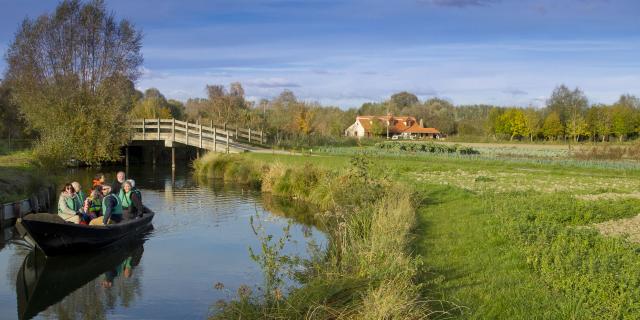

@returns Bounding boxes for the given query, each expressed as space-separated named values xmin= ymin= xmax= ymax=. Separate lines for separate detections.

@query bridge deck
xmin=130 ymin=119 xmax=264 ymax=153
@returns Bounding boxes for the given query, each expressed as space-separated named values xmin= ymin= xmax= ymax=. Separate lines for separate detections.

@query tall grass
xmin=195 ymin=152 xmax=430 ymax=319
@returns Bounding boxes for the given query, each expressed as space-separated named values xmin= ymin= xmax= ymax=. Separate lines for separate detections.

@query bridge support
xmin=171 ymin=147 xmax=176 ymax=170
xmin=152 ymin=146 xmax=156 ymax=167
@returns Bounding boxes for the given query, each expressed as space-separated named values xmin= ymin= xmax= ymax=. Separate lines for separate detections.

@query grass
xmin=227 ymin=146 xmax=640 ymax=319
xmin=0 ymin=150 xmax=45 ymax=203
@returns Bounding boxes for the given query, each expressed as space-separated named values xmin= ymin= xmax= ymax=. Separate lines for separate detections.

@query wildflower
xmin=238 ymin=285 xmax=252 ymax=298
xmin=215 ymin=299 xmax=227 ymax=309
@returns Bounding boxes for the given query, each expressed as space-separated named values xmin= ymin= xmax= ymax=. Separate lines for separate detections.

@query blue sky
xmin=1 ymin=0 xmax=639 ymax=108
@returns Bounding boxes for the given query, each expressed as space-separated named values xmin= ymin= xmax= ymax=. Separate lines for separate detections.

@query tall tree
xmin=546 ymin=85 xmax=587 ymax=140
xmin=390 ymin=91 xmax=419 ymax=111
xmin=4 ymin=0 xmax=142 ymax=165
xmin=542 ymin=111 xmax=564 ymax=141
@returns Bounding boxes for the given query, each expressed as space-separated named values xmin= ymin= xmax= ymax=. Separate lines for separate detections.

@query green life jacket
xmin=119 ymin=189 xmax=141 ymax=209
xmin=89 ymin=197 xmax=102 ymax=213
xmin=77 ymin=191 xmax=86 ymax=207
xmin=59 ymin=194 xmax=78 ymax=214
xmin=102 ymin=193 xmax=123 ymax=216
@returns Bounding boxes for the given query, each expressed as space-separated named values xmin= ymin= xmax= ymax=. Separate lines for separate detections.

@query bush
xmin=375 ymin=141 xmax=480 ymax=155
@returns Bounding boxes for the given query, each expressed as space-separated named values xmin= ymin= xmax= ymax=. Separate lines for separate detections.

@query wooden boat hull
xmin=16 ymin=208 xmax=154 ymax=256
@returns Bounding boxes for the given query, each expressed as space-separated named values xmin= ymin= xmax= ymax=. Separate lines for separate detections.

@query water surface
xmin=0 ymin=166 xmax=325 ymax=319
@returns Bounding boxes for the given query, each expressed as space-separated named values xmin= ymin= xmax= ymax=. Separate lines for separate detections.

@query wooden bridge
xmin=128 ymin=119 xmax=266 ymax=167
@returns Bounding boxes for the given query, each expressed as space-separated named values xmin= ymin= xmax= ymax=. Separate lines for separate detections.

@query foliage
xmin=3 ymin=0 xmax=142 ymax=166
xmin=375 ymin=141 xmax=480 ymax=155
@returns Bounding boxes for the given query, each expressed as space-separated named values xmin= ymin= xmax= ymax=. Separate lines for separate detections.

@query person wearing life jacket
xmin=92 ymin=173 xmax=106 ymax=189
xmin=58 ymin=183 xmax=81 ymax=224
xmin=112 ymin=171 xmax=126 ymax=196
xmin=87 ymin=186 xmax=103 ymax=217
xmin=71 ymin=181 xmax=86 ymax=206
xmin=119 ymin=179 xmax=143 ymax=220
xmin=89 ymin=183 xmax=123 ymax=226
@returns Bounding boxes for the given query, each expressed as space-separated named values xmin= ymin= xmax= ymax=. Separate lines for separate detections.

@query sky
xmin=0 ymin=0 xmax=639 ymax=108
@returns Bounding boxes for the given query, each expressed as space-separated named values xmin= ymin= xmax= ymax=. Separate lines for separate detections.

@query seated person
xmin=88 ymin=186 xmax=103 ymax=216
xmin=119 ymin=179 xmax=144 ymax=220
xmin=89 ymin=184 xmax=123 ymax=226
xmin=58 ymin=183 xmax=81 ymax=224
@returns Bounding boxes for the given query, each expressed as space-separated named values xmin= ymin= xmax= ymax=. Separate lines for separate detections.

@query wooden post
xmin=171 ymin=147 xmax=175 ymax=170
xmin=142 ymin=118 xmax=146 ymax=140
xmin=157 ymin=118 xmax=161 ymax=140
xmin=186 ymin=122 xmax=189 ymax=145
xmin=196 ymin=149 xmax=200 ymax=159
xmin=248 ymin=128 xmax=252 ymax=143
xmin=235 ymin=127 xmax=239 ymax=142
xmin=213 ymin=127 xmax=217 ymax=152
xmin=261 ymin=130 xmax=264 ymax=144
xmin=199 ymin=124 xmax=203 ymax=148
xmin=172 ymin=118 xmax=176 ymax=141
xmin=152 ymin=146 xmax=156 ymax=166
xmin=226 ymin=130 xmax=230 ymax=154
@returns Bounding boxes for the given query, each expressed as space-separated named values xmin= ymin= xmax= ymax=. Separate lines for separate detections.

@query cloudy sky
xmin=1 ymin=0 xmax=639 ymax=108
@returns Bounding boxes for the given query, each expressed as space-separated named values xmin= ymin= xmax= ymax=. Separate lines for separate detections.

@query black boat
xmin=16 ymin=239 xmax=145 ymax=320
xmin=15 ymin=208 xmax=154 ymax=256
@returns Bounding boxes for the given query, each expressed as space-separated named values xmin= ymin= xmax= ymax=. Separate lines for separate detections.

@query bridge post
xmin=235 ymin=127 xmax=239 ymax=142
xmin=172 ymin=118 xmax=175 ymax=141
xmin=186 ymin=122 xmax=189 ymax=145
xmin=248 ymin=128 xmax=251 ymax=143
xmin=213 ymin=127 xmax=217 ymax=152
xmin=152 ymin=146 xmax=156 ymax=166
xmin=157 ymin=118 xmax=161 ymax=140
xmin=199 ymin=124 xmax=203 ymax=149
xmin=142 ymin=118 xmax=145 ymax=140
xmin=226 ymin=130 xmax=230 ymax=154
xmin=171 ymin=147 xmax=175 ymax=170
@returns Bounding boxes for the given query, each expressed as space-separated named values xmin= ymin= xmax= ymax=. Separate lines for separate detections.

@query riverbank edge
xmin=194 ymin=152 xmax=430 ymax=319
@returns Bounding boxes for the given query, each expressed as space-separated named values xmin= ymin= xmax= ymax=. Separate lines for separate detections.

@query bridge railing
xmin=129 ymin=119 xmax=264 ymax=151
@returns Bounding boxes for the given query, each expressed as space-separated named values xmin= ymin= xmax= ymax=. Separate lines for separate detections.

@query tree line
xmin=2 ymin=1 xmax=639 ymax=166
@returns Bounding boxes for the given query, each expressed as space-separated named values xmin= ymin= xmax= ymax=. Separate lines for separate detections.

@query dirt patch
xmin=576 ymin=193 xmax=640 ymax=201
xmin=594 ymin=215 xmax=640 ymax=243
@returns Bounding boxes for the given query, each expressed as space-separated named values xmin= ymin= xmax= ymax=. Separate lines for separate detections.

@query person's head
xmin=94 ymin=173 xmax=105 ymax=183
xmin=62 ymin=183 xmax=74 ymax=194
xmin=71 ymin=182 xmax=81 ymax=193
xmin=101 ymin=184 xmax=112 ymax=196
xmin=123 ymin=181 xmax=132 ymax=193
xmin=116 ymin=171 xmax=126 ymax=183
xmin=83 ymin=198 xmax=90 ymax=211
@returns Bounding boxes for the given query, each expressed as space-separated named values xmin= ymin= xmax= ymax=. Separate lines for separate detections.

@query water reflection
xmin=16 ymin=238 xmax=146 ymax=320
xmin=0 ymin=166 xmax=326 ymax=319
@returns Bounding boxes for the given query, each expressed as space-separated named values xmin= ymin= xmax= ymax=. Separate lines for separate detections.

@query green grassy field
xmin=244 ymin=148 xmax=640 ymax=319
xmin=0 ymin=150 xmax=43 ymax=203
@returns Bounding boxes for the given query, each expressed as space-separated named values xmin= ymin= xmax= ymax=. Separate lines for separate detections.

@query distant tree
xmin=484 ymin=107 xmax=504 ymax=138
xmin=167 ymin=99 xmax=186 ymax=120
xmin=130 ymin=88 xmax=172 ymax=119
xmin=522 ymin=108 xmax=542 ymax=141
xmin=390 ymin=91 xmax=419 ymax=110
xmin=423 ymin=98 xmax=456 ymax=134
xmin=206 ymin=83 xmax=248 ymax=126
xmin=497 ymin=108 xmax=527 ymax=140
xmin=546 ymin=85 xmax=587 ymax=140
xmin=542 ymin=111 xmax=564 ymax=140
xmin=611 ymin=102 xmax=635 ymax=142
xmin=586 ymin=105 xmax=612 ymax=142
xmin=369 ymin=119 xmax=386 ymax=136
xmin=4 ymin=0 xmax=142 ymax=165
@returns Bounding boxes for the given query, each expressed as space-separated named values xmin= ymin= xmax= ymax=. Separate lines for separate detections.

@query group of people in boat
xmin=57 ymin=171 xmax=144 ymax=226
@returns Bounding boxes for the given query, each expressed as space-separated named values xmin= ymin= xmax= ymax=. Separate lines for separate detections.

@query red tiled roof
xmin=356 ymin=115 xmax=439 ymax=135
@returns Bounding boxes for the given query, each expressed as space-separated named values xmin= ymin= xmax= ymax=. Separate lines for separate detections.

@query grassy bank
xmin=195 ymin=152 xmax=429 ymax=319
xmin=232 ymin=149 xmax=640 ymax=319
xmin=0 ymin=150 xmax=44 ymax=203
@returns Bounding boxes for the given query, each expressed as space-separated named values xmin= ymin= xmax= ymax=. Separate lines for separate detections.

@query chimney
xmin=419 ymin=119 xmax=424 ymax=127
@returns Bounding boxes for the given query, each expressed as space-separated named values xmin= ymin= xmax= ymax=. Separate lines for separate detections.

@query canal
xmin=0 ymin=166 xmax=326 ymax=319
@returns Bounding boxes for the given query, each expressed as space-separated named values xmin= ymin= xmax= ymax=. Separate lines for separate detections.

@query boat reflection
xmin=16 ymin=238 xmax=146 ymax=320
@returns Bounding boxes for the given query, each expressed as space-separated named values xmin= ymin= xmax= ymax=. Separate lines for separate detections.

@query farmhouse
xmin=344 ymin=115 xmax=441 ymax=139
